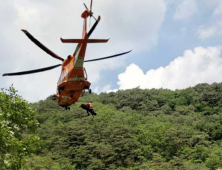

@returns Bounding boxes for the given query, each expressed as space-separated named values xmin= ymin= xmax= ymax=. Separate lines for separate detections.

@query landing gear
xmin=52 ymin=95 xmax=57 ymax=100
xmin=65 ymin=106 xmax=70 ymax=110
xmin=58 ymin=105 xmax=71 ymax=111
xmin=83 ymin=85 xmax=92 ymax=94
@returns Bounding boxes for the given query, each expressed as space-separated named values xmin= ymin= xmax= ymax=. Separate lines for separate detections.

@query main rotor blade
xmin=3 ymin=64 xmax=62 ymax=76
xmin=21 ymin=30 xmax=64 ymax=61
xmin=83 ymin=3 xmax=89 ymax=11
xmin=84 ymin=50 xmax=132 ymax=62
xmin=90 ymin=0 xmax=93 ymax=12
xmin=87 ymin=16 xmax=101 ymax=38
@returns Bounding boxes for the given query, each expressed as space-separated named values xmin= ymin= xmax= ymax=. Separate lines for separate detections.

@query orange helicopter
xmin=3 ymin=0 xmax=131 ymax=110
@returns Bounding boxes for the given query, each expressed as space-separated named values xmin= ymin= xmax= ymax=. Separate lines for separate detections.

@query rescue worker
xmin=87 ymin=101 xmax=94 ymax=116
xmin=81 ymin=102 xmax=97 ymax=117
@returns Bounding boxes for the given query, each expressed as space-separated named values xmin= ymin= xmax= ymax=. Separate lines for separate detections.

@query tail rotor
xmin=89 ymin=0 xmax=96 ymax=20
xmin=83 ymin=0 xmax=96 ymax=27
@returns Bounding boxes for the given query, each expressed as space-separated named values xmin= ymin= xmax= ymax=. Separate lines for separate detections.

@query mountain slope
xmin=24 ymin=83 xmax=222 ymax=170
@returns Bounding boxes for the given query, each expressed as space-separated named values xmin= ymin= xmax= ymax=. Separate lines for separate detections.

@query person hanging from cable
xmin=81 ymin=101 xmax=97 ymax=117
xmin=87 ymin=101 xmax=93 ymax=116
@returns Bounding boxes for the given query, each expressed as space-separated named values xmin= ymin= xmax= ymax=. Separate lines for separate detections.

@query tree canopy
xmin=2 ymin=83 xmax=222 ymax=169
xmin=0 ymin=86 xmax=39 ymax=170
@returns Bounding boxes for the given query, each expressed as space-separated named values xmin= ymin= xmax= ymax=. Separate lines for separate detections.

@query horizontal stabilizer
xmin=60 ymin=38 xmax=109 ymax=43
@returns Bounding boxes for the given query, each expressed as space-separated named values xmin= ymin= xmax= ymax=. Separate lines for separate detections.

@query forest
xmin=1 ymin=82 xmax=222 ymax=170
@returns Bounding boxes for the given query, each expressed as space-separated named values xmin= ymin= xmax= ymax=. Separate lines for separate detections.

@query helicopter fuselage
xmin=56 ymin=53 xmax=90 ymax=107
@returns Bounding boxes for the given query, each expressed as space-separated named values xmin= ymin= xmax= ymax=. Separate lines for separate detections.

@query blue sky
xmin=1 ymin=0 xmax=222 ymax=102
xmin=92 ymin=0 xmax=222 ymax=92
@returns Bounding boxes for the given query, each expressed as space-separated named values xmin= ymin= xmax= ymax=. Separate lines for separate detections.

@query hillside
xmin=1 ymin=83 xmax=222 ymax=169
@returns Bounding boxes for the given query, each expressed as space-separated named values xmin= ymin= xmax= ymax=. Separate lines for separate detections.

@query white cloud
xmin=197 ymin=26 xmax=217 ymax=40
xmin=212 ymin=3 xmax=222 ymax=16
xmin=0 ymin=0 xmax=166 ymax=102
xmin=197 ymin=1 xmax=222 ymax=39
xmin=93 ymin=84 xmax=118 ymax=94
xmin=174 ymin=0 xmax=198 ymax=20
xmin=94 ymin=0 xmax=166 ymax=52
xmin=117 ymin=46 xmax=222 ymax=90
xmin=197 ymin=21 xmax=222 ymax=40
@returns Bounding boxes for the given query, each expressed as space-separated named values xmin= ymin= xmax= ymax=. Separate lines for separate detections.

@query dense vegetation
xmin=0 ymin=87 xmax=39 ymax=170
xmin=1 ymin=83 xmax=222 ymax=169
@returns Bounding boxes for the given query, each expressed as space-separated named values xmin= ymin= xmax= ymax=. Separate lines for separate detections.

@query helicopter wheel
xmin=89 ymin=89 xmax=92 ymax=94
xmin=52 ymin=95 xmax=57 ymax=100
xmin=65 ymin=106 xmax=70 ymax=110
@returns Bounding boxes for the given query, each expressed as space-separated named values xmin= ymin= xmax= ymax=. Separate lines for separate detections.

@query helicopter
xmin=3 ymin=0 xmax=131 ymax=110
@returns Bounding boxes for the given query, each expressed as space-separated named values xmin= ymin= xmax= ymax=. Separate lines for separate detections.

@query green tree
xmin=21 ymin=82 xmax=222 ymax=169
xmin=0 ymin=86 xmax=39 ymax=170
